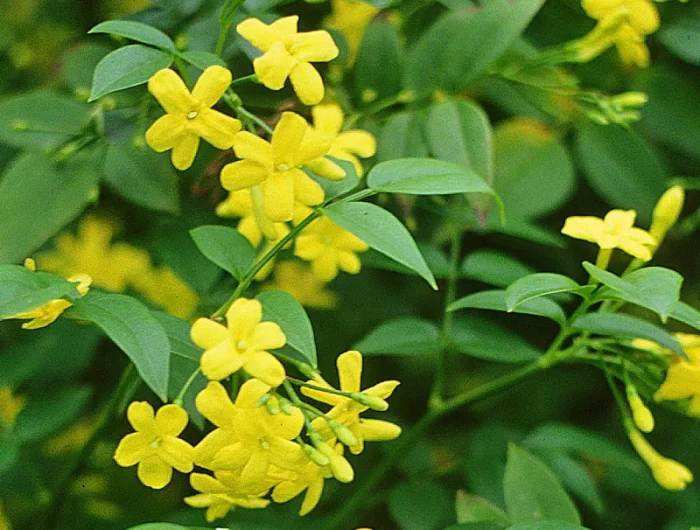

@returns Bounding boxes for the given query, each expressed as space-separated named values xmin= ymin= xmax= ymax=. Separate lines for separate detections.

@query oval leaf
xmin=256 ymin=290 xmax=317 ymax=368
xmin=89 ymin=20 xmax=176 ymax=52
xmin=354 ymin=317 xmax=441 ymax=355
xmin=462 ymin=250 xmax=534 ymax=288
xmin=0 ymin=265 xmax=80 ymax=319
xmin=89 ymin=44 xmax=174 ymax=101
xmin=190 ymin=225 xmax=256 ymax=281
xmin=71 ymin=292 xmax=170 ymax=400
xmin=451 ymin=316 xmax=541 ymax=363
xmin=669 ymin=301 xmax=700 ymax=332
xmin=448 ymin=290 xmax=565 ymax=326
xmin=322 ymin=202 xmax=437 ymax=289
xmin=506 ymin=273 xmax=581 ymax=311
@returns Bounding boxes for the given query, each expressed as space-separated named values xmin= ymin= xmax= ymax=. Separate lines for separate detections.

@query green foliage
xmin=0 ymin=265 xmax=78 ymax=319
xmin=448 ymin=290 xmax=566 ymax=326
xmin=354 ymin=21 xmax=404 ymax=103
xmin=450 ymin=317 xmax=541 ymax=363
xmin=505 ymin=273 xmax=583 ymax=311
xmin=190 ymin=225 xmax=256 ymax=281
xmin=354 ymin=316 xmax=442 ymax=355
xmin=89 ymin=20 xmax=177 ymax=52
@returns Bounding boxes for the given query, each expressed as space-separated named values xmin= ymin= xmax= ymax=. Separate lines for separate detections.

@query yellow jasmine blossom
xmin=113 ymin=402 xmax=195 ymax=489
xmin=561 ymin=209 xmax=656 ymax=261
xmin=193 ymin=381 xmax=241 ymax=469
xmin=145 ymin=66 xmax=242 ymax=170
xmin=236 ymin=16 xmax=339 ymax=105
xmin=302 ymin=350 xmax=401 ymax=454
xmin=220 ymin=112 xmax=332 ymax=223
xmin=184 ymin=471 xmax=270 ymax=522
xmin=130 ymin=266 xmax=199 ymax=319
xmin=294 ymin=208 xmax=369 ymax=282
xmin=324 ymin=0 xmax=379 ymax=66
xmin=211 ymin=379 xmax=306 ymax=482
xmin=582 ymin=0 xmax=659 ymax=35
xmin=0 ymin=387 xmax=25 ymax=426
xmin=190 ymin=298 xmax=287 ymax=385
xmin=649 ymin=185 xmax=685 ymax=244
xmin=308 ymin=104 xmax=376 ymax=178
xmin=271 ymin=459 xmax=330 ymax=515
xmin=628 ymin=429 xmax=693 ymax=490
xmin=262 ymin=261 xmax=338 ymax=309
xmin=654 ymin=333 xmax=700 ymax=417
xmin=627 ymin=385 xmax=654 ymax=433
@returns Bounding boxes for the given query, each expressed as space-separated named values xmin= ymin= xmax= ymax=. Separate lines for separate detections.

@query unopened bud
xmin=302 ymin=443 xmax=330 ymax=466
xmin=650 ymin=185 xmax=685 ymax=242
xmin=23 ymin=258 xmax=37 ymax=272
xmin=329 ymin=419 xmax=358 ymax=447
xmin=627 ymin=387 xmax=654 ymax=433
xmin=256 ymin=393 xmax=271 ymax=408
xmin=351 ymin=392 xmax=388 ymax=411
xmin=277 ymin=396 xmax=295 ymax=415
xmin=265 ymin=400 xmax=280 ymax=415
xmin=612 ymin=91 xmax=648 ymax=109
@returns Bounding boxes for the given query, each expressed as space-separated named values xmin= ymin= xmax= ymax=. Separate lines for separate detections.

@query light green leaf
xmin=506 ymin=273 xmax=582 ymax=311
xmin=0 ymin=265 xmax=80 ymax=319
xmin=354 ymin=317 xmax=441 ymax=355
xmin=89 ymin=20 xmax=176 ymax=52
xmin=0 ymin=151 xmax=99 ymax=264
xmin=256 ymin=290 xmax=317 ymax=368
xmin=189 ymin=225 xmax=256 ymax=281
xmin=104 ymin=142 xmax=180 ymax=214
xmin=180 ymin=50 xmax=227 ymax=69
xmin=71 ymin=292 xmax=171 ymax=401
xmin=448 ymin=290 xmax=565 ymax=326
xmin=456 ymin=490 xmax=510 ymax=526
xmin=14 ymin=386 xmax=92 ymax=443
xmin=354 ymin=21 xmax=404 ymax=103
xmin=451 ymin=316 xmax=541 ymax=363
xmin=504 ymin=444 xmax=581 ymax=524
xmin=571 ymin=312 xmax=684 ymax=357
xmin=89 ymin=44 xmax=174 ymax=101
xmin=669 ymin=301 xmax=700 ymax=332
xmin=0 ymin=90 xmax=92 ymax=150
xmin=322 ymin=202 xmax=437 ymax=289
xmin=461 ymin=250 xmax=534 ymax=288
xmin=584 ymin=262 xmax=683 ymax=322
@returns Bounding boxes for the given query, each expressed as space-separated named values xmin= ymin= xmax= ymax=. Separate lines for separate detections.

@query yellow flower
xmin=37 ymin=215 xmax=150 ymax=293
xmin=582 ymin=0 xmax=659 ymax=35
xmin=220 ymin=112 xmax=332 ymax=223
xmin=130 ymin=266 xmax=199 ymax=319
xmin=113 ymin=402 xmax=194 ymax=489
xmin=654 ymin=333 xmax=700 ymax=417
xmin=308 ymin=104 xmax=376 ymax=178
xmin=210 ymin=379 xmax=306 ymax=482
xmin=628 ymin=429 xmax=693 ymax=491
xmin=193 ymin=381 xmax=241 ymax=468
xmin=236 ymin=16 xmax=339 ymax=105
xmin=561 ymin=209 xmax=656 ymax=261
xmin=294 ymin=208 xmax=369 ymax=282
xmin=261 ymin=261 xmax=338 ymax=309
xmin=324 ymin=0 xmax=379 ymax=66
xmin=145 ymin=66 xmax=242 ymax=170
xmin=271 ymin=459 xmax=329 ymax=515
xmin=184 ymin=471 xmax=270 ymax=522
xmin=302 ymin=350 xmax=401 ymax=454
xmin=0 ymin=387 xmax=25 ymax=426
xmin=190 ymin=298 xmax=287 ymax=385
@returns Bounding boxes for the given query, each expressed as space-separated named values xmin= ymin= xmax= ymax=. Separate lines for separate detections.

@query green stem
xmin=344 ymin=91 xmax=414 ymax=129
xmin=174 ymin=368 xmax=202 ymax=406
xmin=48 ymin=364 xmax=139 ymax=529
xmin=174 ymin=56 xmax=194 ymax=87
xmin=287 ymin=378 xmax=357 ymax=400
xmin=236 ymin=106 xmax=274 ymax=135
xmin=215 ymin=23 xmax=230 ymax=57
xmin=231 ymin=74 xmax=259 ymax=87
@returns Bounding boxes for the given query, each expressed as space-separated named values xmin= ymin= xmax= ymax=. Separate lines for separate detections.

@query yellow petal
xmin=240 ymin=449 xmax=271 ymax=485
xmin=226 ymin=298 xmax=262 ymax=337
xmin=145 ymin=114 xmax=187 ymax=152
xmin=220 ymin=160 xmax=269 ymax=191
xmin=158 ymin=436 xmax=195 ymax=472
xmin=269 ymin=16 xmax=299 ymax=37
xmin=192 ymin=65 xmax=232 ymax=107
xmin=337 ymin=251 xmax=362 ymax=274
xmin=137 ymin=454 xmax=172 ymax=489
xmin=627 ymin=0 xmax=660 ymax=34
xmin=191 ymin=318 xmax=229 ymax=350
xmin=337 ymin=350 xmax=363 ymax=393
xmin=254 ymin=41 xmax=296 ymax=91
xmin=237 ymin=16 xmax=298 ymax=52
xmin=201 ymin=341 xmax=244 ymax=381
xmin=127 ymin=401 xmax=156 ymax=434
xmin=293 ymin=169 xmax=325 ymax=206
xmin=305 ymin=157 xmax=346 ymax=181
xmin=191 ymin=472 xmax=229 ymax=494
xmin=114 ymin=432 xmax=151 ymax=467
xmin=287 ymin=30 xmax=339 ymax=62
xmin=294 ymin=235 xmax=325 ymax=260
xmin=272 ymin=112 xmax=308 ymax=167
xmin=155 ymin=404 xmax=189 ymax=436
xmin=272 ymin=480 xmax=306 ymax=504
xmin=252 ymin=321 xmax=287 ymax=350
xmin=655 ymin=363 xmax=700 ymax=402
xmin=244 ymin=350 xmax=286 ymax=387
xmin=359 ymin=418 xmax=402 ymax=441
xmin=235 ymin=378 xmax=271 ymax=408
xmin=561 ymin=216 xmax=605 ymax=243
xmin=190 ymin=109 xmax=240 ymax=149
xmin=300 ymin=476 xmax=324 ymax=515
xmin=365 ymin=379 xmax=401 ymax=399
xmin=289 ymin=62 xmax=325 ymax=106
xmin=194 ymin=428 xmax=238 ymax=468
xmin=171 ymin=133 xmax=200 ymax=170
xmin=336 ymin=130 xmax=377 ymax=158
xmin=267 ymin=438 xmax=306 ymax=468
xmin=312 ymin=104 xmax=343 ymax=136
xmin=312 ymin=253 xmax=340 ymax=282
xmin=196 ymin=381 xmax=237 ymax=428
xmin=262 ymin=171 xmax=295 ymax=222
xmin=148 ymin=69 xmax=196 ymax=114
xmin=618 ymin=238 xmax=652 ymax=260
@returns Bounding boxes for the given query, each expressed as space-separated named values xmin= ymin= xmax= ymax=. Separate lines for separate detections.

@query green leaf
xmin=71 ymin=292 xmax=171 ymax=400
xmin=180 ymin=50 xmax=227 ymax=69
xmin=0 ymin=265 xmax=80 ymax=319
xmin=536 ymin=453 xmax=604 ymax=516
xmin=405 ymin=0 xmax=545 ymax=96
xmin=62 ymin=44 xmax=111 ymax=92
xmin=571 ymin=312 xmax=685 ymax=357
xmin=669 ymin=301 xmax=700 ymax=332
xmin=575 ymin=122 xmax=668 ymax=222
xmin=104 ymin=142 xmax=180 ymax=214
xmin=126 ymin=525 xmax=192 ymax=530
xmin=426 ymin=100 xmax=493 ymax=184
xmin=0 ymin=90 xmax=92 ymax=150
xmin=658 ymin=15 xmax=700 ymax=66
xmin=14 ymin=386 xmax=92 ymax=443
xmin=506 ymin=273 xmax=581 ymax=311
xmin=368 ymin=158 xmax=497 ymax=198
xmin=0 ymin=151 xmax=99 ymax=264
xmin=312 ymin=157 xmax=359 ymax=201
xmin=189 ymin=225 xmax=256 ymax=281
xmin=504 ymin=444 xmax=581 ymax=524
xmin=220 ymin=0 xmax=246 ymax=27
xmin=455 ymin=490 xmax=510 ymax=526
xmin=0 ymin=432 xmax=19 ymax=475
xmin=583 ymin=263 xmax=683 ymax=322
xmin=388 ymin=479 xmax=454 ymax=530
xmin=354 ymin=21 xmax=404 ymax=104
xmin=322 ymin=202 xmax=437 ymax=289
xmin=448 ymin=290 xmax=565 ymax=326
xmin=89 ymin=44 xmax=174 ymax=101
xmin=354 ymin=317 xmax=441 ymax=355
xmin=461 ymin=250 xmax=534 ymax=288
xmin=506 ymin=523 xmax=590 ymax=530
xmin=377 ymin=110 xmax=430 ymax=162
xmin=256 ymin=290 xmax=317 ymax=368
xmin=451 ymin=316 xmax=541 ymax=363
xmin=89 ymin=20 xmax=176 ymax=52
xmin=492 ymin=119 xmax=575 ymax=220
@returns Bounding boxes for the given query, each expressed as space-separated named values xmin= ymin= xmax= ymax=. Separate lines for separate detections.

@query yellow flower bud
xmin=650 ymin=185 xmax=685 ymax=242
xmin=302 ymin=443 xmax=330 ymax=466
xmin=611 ymin=91 xmax=648 ymax=108
xmin=329 ymin=419 xmax=359 ymax=447
xmin=628 ymin=429 xmax=693 ymax=491
xmin=351 ymin=392 xmax=389 ymax=411
xmin=627 ymin=390 xmax=654 ymax=433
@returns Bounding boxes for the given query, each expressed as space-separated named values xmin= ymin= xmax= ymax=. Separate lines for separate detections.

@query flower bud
xmin=650 ymin=186 xmax=684 ymax=242
xmin=316 ymin=442 xmax=354 ymax=483
xmin=302 ymin=443 xmax=330 ymax=466
xmin=329 ymin=419 xmax=358 ymax=447
xmin=265 ymin=400 xmax=280 ymax=415
xmin=277 ymin=396 xmax=295 ymax=415
xmin=627 ymin=390 xmax=654 ymax=433
xmin=611 ymin=91 xmax=648 ymax=108
xmin=350 ymin=392 xmax=388 ymax=411
xmin=23 ymin=258 xmax=37 ymax=272
xmin=651 ymin=456 xmax=694 ymax=491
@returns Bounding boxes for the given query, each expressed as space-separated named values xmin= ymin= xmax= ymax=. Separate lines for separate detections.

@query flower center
xmin=187 ymin=111 xmax=198 ymax=120
xmin=149 ymin=439 xmax=160 ymax=450
xmin=276 ymin=163 xmax=290 ymax=171
xmin=236 ymin=340 xmax=248 ymax=350
xmin=260 ymin=437 xmax=270 ymax=450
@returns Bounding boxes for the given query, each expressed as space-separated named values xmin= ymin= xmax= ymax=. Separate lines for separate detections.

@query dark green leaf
xmin=536 ymin=453 xmax=604 ymax=515
xmin=180 ymin=50 xmax=227 ymax=69
xmin=256 ymin=290 xmax=317 ymax=368
xmin=461 ymin=250 xmax=534 ymax=288
xmin=354 ymin=21 xmax=404 ymax=104
xmin=669 ymin=301 xmax=700 ymax=332
xmin=89 ymin=44 xmax=174 ymax=101
xmin=658 ymin=15 xmax=700 ymax=66
xmin=504 ymin=444 xmax=581 ymax=524
xmin=448 ymin=290 xmax=565 ymax=326
xmin=189 ymin=225 xmax=256 ymax=281
xmin=72 ymin=292 xmax=171 ymax=400
xmin=0 ymin=265 xmax=79 ymax=319
xmin=506 ymin=523 xmax=590 ymax=530
xmin=451 ymin=317 xmax=541 ymax=362
xmin=0 ymin=432 xmax=19 ymax=474
xmin=14 ymin=386 xmax=92 ymax=443
xmin=377 ymin=110 xmax=429 ymax=162
xmin=354 ymin=317 xmax=441 ymax=355
xmin=506 ymin=273 xmax=581 ymax=311
xmin=89 ymin=20 xmax=176 ymax=52
xmin=388 ymin=479 xmax=454 ymax=530
xmin=322 ymin=202 xmax=437 ymax=289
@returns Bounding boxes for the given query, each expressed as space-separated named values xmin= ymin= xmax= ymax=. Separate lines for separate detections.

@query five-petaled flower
xmin=146 ymin=66 xmax=241 ymax=170
xmin=237 ymin=16 xmax=339 ymax=105
xmin=113 ymin=402 xmax=195 ymax=489
xmin=654 ymin=333 xmax=700 ymax=417
xmin=184 ymin=471 xmax=270 ymax=522
xmin=190 ymin=298 xmax=287 ymax=386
